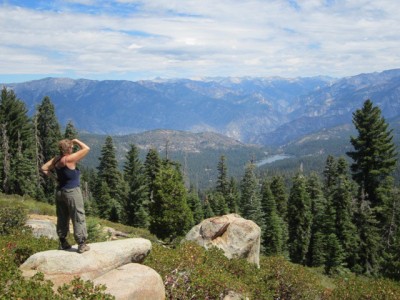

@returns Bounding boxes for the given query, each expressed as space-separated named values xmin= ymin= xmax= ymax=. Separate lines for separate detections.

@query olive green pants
xmin=55 ymin=187 xmax=88 ymax=244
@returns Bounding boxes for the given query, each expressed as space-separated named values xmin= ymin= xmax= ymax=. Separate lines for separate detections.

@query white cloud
xmin=1 ymin=0 xmax=400 ymax=82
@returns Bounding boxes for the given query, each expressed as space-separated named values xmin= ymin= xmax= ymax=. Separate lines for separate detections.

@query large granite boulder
xmin=20 ymin=238 xmax=165 ymax=300
xmin=184 ymin=214 xmax=261 ymax=267
xmin=93 ymin=263 xmax=165 ymax=300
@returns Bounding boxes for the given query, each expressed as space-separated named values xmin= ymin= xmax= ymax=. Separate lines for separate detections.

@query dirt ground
xmin=28 ymin=214 xmax=57 ymax=223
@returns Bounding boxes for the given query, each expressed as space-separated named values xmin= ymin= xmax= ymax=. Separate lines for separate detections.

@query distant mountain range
xmin=2 ymin=69 xmax=400 ymax=147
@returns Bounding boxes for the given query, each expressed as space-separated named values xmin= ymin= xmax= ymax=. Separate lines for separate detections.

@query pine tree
xmin=347 ymin=99 xmax=397 ymax=211
xmin=324 ymin=233 xmax=344 ymax=275
xmin=203 ymin=195 xmax=215 ymax=219
xmin=36 ymin=96 xmax=62 ymax=162
xmin=95 ymin=181 xmax=113 ymax=220
xmin=80 ymin=166 xmax=97 ymax=216
xmin=208 ymin=191 xmax=229 ymax=216
xmin=97 ymin=136 xmax=122 ymax=197
xmin=270 ymin=175 xmax=288 ymax=220
xmin=95 ymin=136 xmax=124 ymax=221
xmin=123 ymin=144 xmax=149 ymax=228
xmin=0 ymin=88 xmax=36 ymax=197
xmin=330 ymin=157 xmax=359 ymax=270
xmin=240 ymin=163 xmax=265 ymax=230
xmin=144 ymin=148 xmax=161 ymax=202
xmin=353 ymin=191 xmax=381 ymax=275
xmin=270 ymin=175 xmax=289 ymax=254
xmin=347 ymin=99 xmax=397 ymax=274
xmin=149 ymin=160 xmax=194 ymax=240
xmin=216 ymin=155 xmax=229 ymax=196
xmin=323 ymin=155 xmax=338 ymax=197
xmin=287 ymin=173 xmax=312 ymax=265
xmin=261 ymin=178 xmax=283 ymax=255
xmin=34 ymin=96 xmax=62 ymax=202
xmin=381 ymin=186 xmax=400 ymax=280
xmin=64 ymin=120 xmax=78 ymax=139
xmin=187 ymin=185 xmax=204 ymax=224
xmin=226 ymin=177 xmax=239 ymax=213
xmin=306 ymin=172 xmax=327 ymax=267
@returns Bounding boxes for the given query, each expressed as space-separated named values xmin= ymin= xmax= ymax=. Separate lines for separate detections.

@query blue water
xmin=255 ymin=154 xmax=292 ymax=167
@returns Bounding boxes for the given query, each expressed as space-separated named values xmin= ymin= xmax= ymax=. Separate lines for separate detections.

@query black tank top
xmin=55 ymin=156 xmax=80 ymax=189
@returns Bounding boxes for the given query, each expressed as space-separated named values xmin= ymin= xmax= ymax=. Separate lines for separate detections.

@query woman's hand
xmin=66 ymin=139 xmax=90 ymax=163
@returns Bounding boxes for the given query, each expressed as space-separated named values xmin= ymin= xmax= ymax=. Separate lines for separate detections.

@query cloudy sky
xmin=1 ymin=0 xmax=399 ymax=83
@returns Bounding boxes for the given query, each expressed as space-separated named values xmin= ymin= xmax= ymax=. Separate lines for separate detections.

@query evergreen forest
xmin=1 ymin=87 xmax=400 ymax=284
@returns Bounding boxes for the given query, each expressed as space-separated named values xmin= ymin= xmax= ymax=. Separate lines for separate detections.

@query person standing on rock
xmin=41 ymin=138 xmax=91 ymax=253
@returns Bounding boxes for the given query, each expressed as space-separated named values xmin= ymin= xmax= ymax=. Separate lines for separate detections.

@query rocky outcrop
xmin=20 ymin=238 xmax=165 ymax=299
xmin=25 ymin=219 xmax=58 ymax=240
xmin=184 ymin=214 xmax=261 ymax=267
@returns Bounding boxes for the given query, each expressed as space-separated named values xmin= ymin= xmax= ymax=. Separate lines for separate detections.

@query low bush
xmin=86 ymin=217 xmax=110 ymax=243
xmin=329 ymin=276 xmax=400 ymax=299
xmin=0 ymin=206 xmax=27 ymax=235
xmin=145 ymin=241 xmax=330 ymax=299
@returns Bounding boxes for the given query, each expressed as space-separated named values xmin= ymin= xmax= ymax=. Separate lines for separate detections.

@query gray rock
xmin=25 ymin=219 xmax=58 ymax=240
xmin=20 ymin=238 xmax=152 ymax=288
xmin=93 ymin=263 xmax=165 ymax=300
xmin=184 ymin=214 xmax=261 ymax=267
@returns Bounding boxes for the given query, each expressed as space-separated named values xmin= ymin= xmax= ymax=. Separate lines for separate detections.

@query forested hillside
xmin=1 ymin=87 xmax=400 ymax=284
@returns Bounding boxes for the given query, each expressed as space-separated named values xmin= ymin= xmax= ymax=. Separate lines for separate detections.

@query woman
xmin=41 ymin=138 xmax=90 ymax=253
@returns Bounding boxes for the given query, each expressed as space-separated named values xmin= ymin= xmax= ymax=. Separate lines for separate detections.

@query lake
xmin=255 ymin=154 xmax=293 ymax=167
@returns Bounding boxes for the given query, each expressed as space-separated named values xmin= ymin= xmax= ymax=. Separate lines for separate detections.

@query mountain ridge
xmin=2 ymin=69 xmax=400 ymax=146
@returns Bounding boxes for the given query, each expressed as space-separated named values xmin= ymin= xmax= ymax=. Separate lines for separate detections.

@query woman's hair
xmin=58 ymin=139 xmax=73 ymax=155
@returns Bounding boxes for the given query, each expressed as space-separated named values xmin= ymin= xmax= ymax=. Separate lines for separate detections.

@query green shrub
xmin=0 ymin=207 xmax=27 ymax=235
xmin=57 ymin=276 xmax=115 ymax=299
xmin=330 ymin=276 xmax=400 ymax=299
xmin=145 ymin=242 xmax=334 ymax=299
xmin=0 ymin=228 xmax=58 ymax=265
xmin=86 ymin=217 xmax=110 ymax=243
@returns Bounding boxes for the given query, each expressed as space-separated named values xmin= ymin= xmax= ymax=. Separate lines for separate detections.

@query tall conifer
xmin=261 ymin=178 xmax=283 ymax=255
xmin=226 ymin=177 xmax=239 ymax=213
xmin=35 ymin=96 xmax=62 ymax=202
xmin=347 ymin=99 xmax=398 ymax=274
xmin=240 ymin=163 xmax=265 ymax=230
xmin=149 ymin=160 xmax=193 ymax=240
xmin=216 ymin=155 xmax=229 ymax=196
xmin=288 ymin=173 xmax=312 ymax=265
xmin=306 ymin=172 xmax=327 ymax=267
xmin=0 ymin=88 xmax=36 ymax=197
xmin=144 ymin=148 xmax=161 ymax=203
xmin=123 ymin=144 xmax=149 ymax=228
xmin=187 ymin=185 xmax=204 ymax=224
xmin=347 ymin=99 xmax=397 ymax=210
xmin=95 ymin=136 xmax=124 ymax=221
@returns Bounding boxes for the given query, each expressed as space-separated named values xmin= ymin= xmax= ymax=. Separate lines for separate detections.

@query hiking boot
xmin=59 ymin=238 xmax=72 ymax=250
xmin=77 ymin=243 xmax=90 ymax=253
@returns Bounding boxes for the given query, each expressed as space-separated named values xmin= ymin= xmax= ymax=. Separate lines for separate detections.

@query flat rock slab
xmin=93 ymin=263 xmax=165 ymax=300
xmin=20 ymin=238 xmax=152 ymax=288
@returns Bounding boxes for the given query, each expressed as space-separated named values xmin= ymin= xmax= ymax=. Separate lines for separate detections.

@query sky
xmin=1 ymin=0 xmax=400 ymax=83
